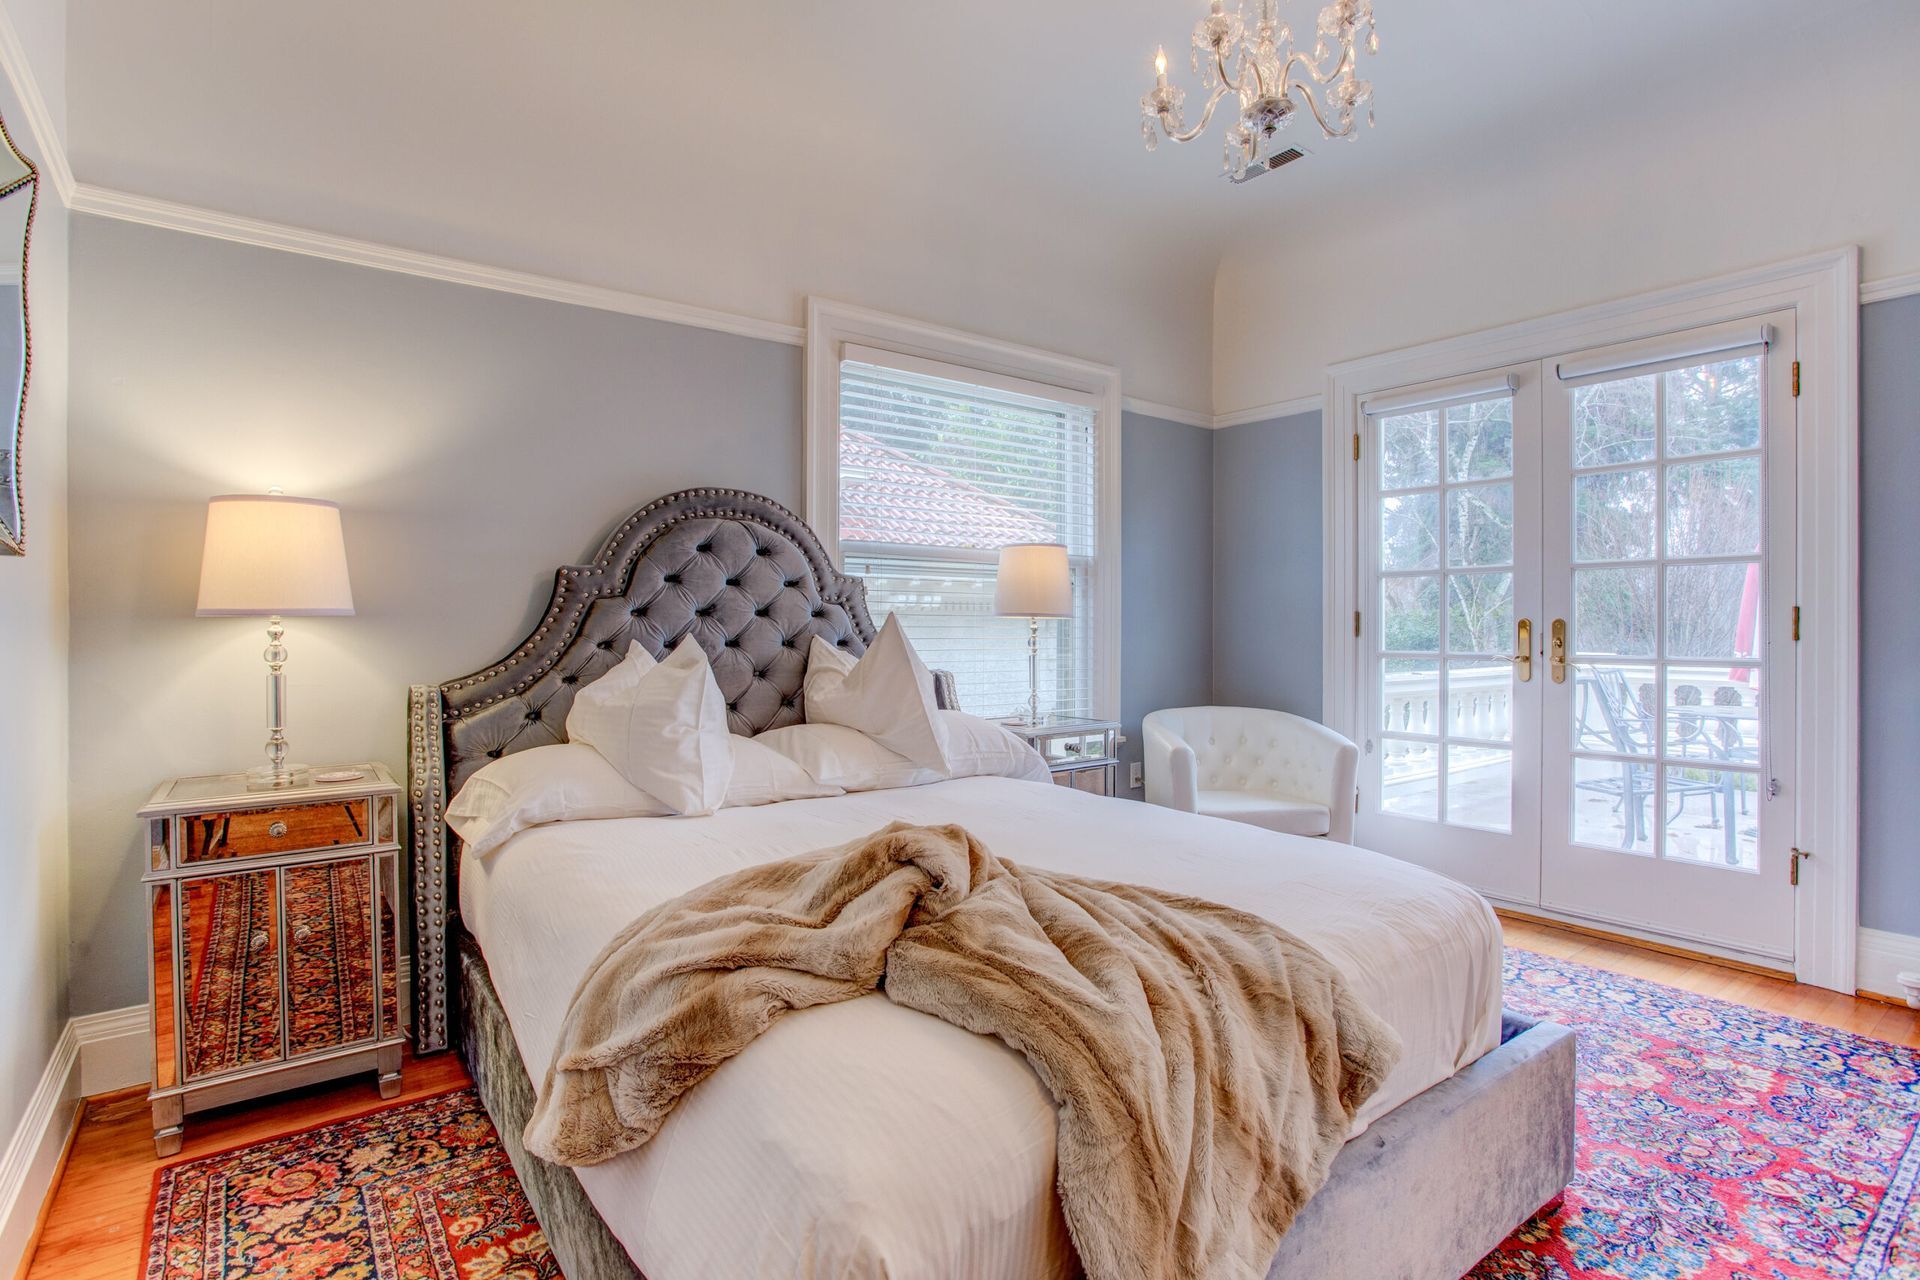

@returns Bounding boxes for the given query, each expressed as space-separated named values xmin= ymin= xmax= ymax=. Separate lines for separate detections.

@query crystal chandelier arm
xmin=1289 ymin=76 xmax=1356 ymax=138
xmin=1160 ymin=83 xmax=1233 ymax=144
xmin=1283 ymin=42 xmax=1354 ymax=88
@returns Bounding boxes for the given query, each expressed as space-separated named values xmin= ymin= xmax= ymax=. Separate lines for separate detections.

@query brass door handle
xmin=1512 ymin=618 xmax=1533 ymax=682
xmin=1550 ymin=619 xmax=1568 ymax=684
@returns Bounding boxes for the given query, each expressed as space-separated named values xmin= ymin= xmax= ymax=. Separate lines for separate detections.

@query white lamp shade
xmin=994 ymin=543 xmax=1071 ymax=618
xmin=196 ymin=494 xmax=355 ymax=617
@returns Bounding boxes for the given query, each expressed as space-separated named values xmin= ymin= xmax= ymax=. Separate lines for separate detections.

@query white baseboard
xmin=68 ymin=957 xmax=417 ymax=1100
xmin=1857 ymin=928 xmax=1920 ymax=1005
xmin=0 ymin=1025 xmax=80 ymax=1279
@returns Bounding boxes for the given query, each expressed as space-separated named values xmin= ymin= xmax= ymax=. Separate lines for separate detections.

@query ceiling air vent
xmin=1228 ymin=146 xmax=1309 ymax=184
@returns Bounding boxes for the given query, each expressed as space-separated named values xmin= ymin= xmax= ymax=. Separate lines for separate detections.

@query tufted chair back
xmin=1142 ymin=706 xmax=1360 ymax=842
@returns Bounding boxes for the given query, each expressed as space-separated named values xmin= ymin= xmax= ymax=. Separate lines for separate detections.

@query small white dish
xmin=313 ymin=768 xmax=366 ymax=783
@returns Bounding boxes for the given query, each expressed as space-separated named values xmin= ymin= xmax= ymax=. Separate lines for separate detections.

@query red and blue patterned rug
xmin=145 ymin=1088 xmax=558 ymax=1279
xmin=144 ymin=952 xmax=1918 ymax=1278
xmin=1478 ymin=950 xmax=1919 ymax=1279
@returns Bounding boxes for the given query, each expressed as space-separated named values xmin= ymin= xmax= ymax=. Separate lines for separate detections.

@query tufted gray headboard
xmin=407 ymin=487 xmax=913 ymax=1052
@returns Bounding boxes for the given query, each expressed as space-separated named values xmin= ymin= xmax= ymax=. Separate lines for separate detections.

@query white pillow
xmin=724 ymin=736 xmax=845 ymax=808
xmin=755 ymin=713 xmax=1050 ymax=792
xmin=752 ymin=723 xmax=943 ymax=793
xmin=941 ymin=711 xmax=1053 ymax=784
xmin=448 ymin=743 xmax=669 ymax=857
xmin=564 ymin=638 xmax=734 ymax=815
xmin=803 ymin=615 xmax=951 ymax=772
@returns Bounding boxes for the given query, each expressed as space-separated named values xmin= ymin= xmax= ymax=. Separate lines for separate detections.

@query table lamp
xmin=994 ymin=542 xmax=1070 ymax=727
xmin=196 ymin=491 xmax=355 ymax=788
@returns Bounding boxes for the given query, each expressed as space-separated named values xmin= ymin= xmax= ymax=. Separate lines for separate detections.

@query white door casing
xmin=1323 ymin=251 xmax=1859 ymax=991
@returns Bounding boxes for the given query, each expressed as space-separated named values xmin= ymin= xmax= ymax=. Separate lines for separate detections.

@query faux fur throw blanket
xmin=523 ymin=822 xmax=1401 ymax=1280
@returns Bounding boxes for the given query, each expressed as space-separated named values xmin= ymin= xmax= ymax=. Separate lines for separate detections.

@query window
xmin=806 ymin=303 xmax=1121 ymax=722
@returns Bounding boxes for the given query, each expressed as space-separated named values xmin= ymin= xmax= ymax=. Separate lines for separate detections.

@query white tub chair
xmin=1142 ymin=706 xmax=1359 ymax=842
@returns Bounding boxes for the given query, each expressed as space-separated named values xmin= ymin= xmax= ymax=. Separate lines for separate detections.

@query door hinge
xmin=1791 ymin=360 xmax=1801 ymax=397
xmin=1353 ymin=610 xmax=1362 ymax=638
xmin=1352 ymin=432 xmax=1361 ymax=462
xmin=1792 ymin=605 xmax=1801 ymax=641
xmin=1354 ymin=790 xmax=1360 ymax=814
xmin=1790 ymin=846 xmax=1813 ymax=887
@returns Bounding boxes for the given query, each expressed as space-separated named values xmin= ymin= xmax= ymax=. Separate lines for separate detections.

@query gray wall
xmin=1120 ymin=412 xmax=1216 ymax=797
xmin=1209 ymin=304 xmax=1920 ymax=938
xmin=1211 ymin=410 xmax=1323 ymax=716
xmin=1859 ymin=294 xmax=1920 ymax=935
xmin=65 ymin=216 xmax=1219 ymax=1014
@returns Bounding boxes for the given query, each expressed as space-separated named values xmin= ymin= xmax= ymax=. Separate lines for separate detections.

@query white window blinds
xmin=837 ymin=352 xmax=1101 ymax=720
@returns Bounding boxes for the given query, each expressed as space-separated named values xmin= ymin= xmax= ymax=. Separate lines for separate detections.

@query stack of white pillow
xmin=449 ymin=616 xmax=1049 ymax=857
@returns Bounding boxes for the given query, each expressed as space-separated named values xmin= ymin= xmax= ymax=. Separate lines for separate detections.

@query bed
xmin=407 ymin=488 xmax=1575 ymax=1279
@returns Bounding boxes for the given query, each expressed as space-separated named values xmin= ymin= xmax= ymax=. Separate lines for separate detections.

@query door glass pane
xmin=1379 ymin=736 xmax=1439 ymax=819
xmin=1574 ymin=567 xmax=1656 ymax=656
xmin=1573 ymin=663 xmax=1656 ymax=755
xmin=1572 ymin=757 xmax=1655 ymax=854
xmin=1667 ymin=561 xmax=1759 ymax=660
xmin=1447 ymin=483 xmax=1513 ymax=567
xmin=1664 ymin=357 xmax=1761 ymax=456
xmin=1446 ymin=745 xmax=1511 ymax=832
xmin=1448 ymin=659 xmax=1512 ymax=743
xmin=1381 ymin=410 xmax=1439 ymax=490
xmin=1663 ymin=768 xmax=1759 ymax=870
xmin=1573 ymin=376 xmax=1656 ymax=466
xmin=1381 ymin=493 xmax=1440 ymax=571
xmin=1446 ymin=400 xmax=1513 ymax=481
xmin=1447 ymin=572 xmax=1513 ymax=655
xmin=1574 ymin=468 xmax=1655 ymax=562
xmin=1663 ymin=666 xmax=1761 ymax=762
xmin=1381 ymin=658 xmax=1441 ymax=737
xmin=1383 ymin=576 xmax=1442 ymax=652
xmin=1666 ymin=457 xmax=1761 ymax=558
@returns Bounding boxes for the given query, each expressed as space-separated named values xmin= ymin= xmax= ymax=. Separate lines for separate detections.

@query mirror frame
xmin=0 ymin=112 xmax=35 ymax=557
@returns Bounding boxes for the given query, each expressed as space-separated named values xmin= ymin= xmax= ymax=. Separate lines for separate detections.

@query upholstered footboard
xmin=460 ymin=930 xmax=1574 ymax=1280
xmin=1265 ymin=1013 xmax=1578 ymax=1279
xmin=458 ymin=931 xmax=646 ymax=1279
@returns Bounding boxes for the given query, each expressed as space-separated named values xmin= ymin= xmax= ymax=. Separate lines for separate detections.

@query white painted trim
xmin=805 ymin=298 xmax=1125 ymax=723
xmin=1857 ymin=928 xmax=1920 ymax=1004
xmin=0 ymin=1024 xmax=79 ymax=1279
xmin=0 ymin=2 xmax=71 ymax=204
xmin=1213 ymin=394 xmax=1325 ymax=429
xmin=70 ymin=184 xmax=807 ymax=346
xmin=73 ymin=1006 xmax=152 ymax=1098
xmin=1860 ymin=270 xmax=1920 ymax=306
xmin=1323 ymin=248 xmax=1861 ymax=994
xmin=1121 ymin=396 xmax=1212 ymax=428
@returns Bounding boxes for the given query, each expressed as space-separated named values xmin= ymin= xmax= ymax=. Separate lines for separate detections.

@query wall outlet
xmin=1128 ymin=762 xmax=1143 ymax=791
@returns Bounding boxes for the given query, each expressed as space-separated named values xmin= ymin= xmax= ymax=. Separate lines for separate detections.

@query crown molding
xmin=0 ymin=1 xmax=72 ymax=204
xmin=1860 ymin=269 xmax=1920 ymax=306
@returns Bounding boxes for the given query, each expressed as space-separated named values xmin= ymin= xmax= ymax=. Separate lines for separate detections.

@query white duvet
xmin=461 ymin=776 xmax=1504 ymax=1280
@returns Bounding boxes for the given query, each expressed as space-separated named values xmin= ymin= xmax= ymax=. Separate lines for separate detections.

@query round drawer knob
xmin=268 ymin=821 xmax=289 ymax=838
xmin=293 ymin=925 xmax=313 ymax=942
xmin=249 ymin=931 xmax=268 ymax=952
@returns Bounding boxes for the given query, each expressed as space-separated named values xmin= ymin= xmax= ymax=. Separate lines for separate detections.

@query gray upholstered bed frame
xmin=407 ymin=487 xmax=1576 ymax=1279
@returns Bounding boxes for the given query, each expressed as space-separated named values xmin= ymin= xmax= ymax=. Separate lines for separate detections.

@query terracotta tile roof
xmin=839 ymin=430 xmax=1055 ymax=550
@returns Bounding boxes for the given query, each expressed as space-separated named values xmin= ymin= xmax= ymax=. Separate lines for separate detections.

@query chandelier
xmin=1140 ymin=0 xmax=1379 ymax=183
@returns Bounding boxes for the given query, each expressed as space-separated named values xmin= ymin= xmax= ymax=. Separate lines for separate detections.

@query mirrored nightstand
xmin=1001 ymin=717 xmax=1121 ymax=796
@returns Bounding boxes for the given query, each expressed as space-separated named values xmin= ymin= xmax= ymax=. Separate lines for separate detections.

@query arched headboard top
xmin=408 ymin=488 xmax=881 ymax=1051
xmin=439 ymin=487 xmax=877 ymax=793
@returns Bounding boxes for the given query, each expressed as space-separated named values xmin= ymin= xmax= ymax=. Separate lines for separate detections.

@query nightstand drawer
xmin=180 ymin=798 xmax=371 ymax=864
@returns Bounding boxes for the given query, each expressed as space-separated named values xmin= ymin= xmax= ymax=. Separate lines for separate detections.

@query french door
xmin=1357 ymin=314 xmax=1799 ymax=963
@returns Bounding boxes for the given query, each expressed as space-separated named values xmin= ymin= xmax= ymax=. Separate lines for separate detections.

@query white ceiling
xmin=58 ymin=0 xmax=1895 ymax=409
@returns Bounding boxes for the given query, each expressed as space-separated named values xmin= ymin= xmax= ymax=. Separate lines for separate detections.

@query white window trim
xmin=1321 ymin=248 xmax=1860 ymax=993
xmin=805 ymin=298 xmax=1124 ymax=722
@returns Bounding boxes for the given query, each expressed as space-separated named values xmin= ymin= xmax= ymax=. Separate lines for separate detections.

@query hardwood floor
xmin=22 ymin=923 xmax=1918 ymax=1279
xmin=20 ymin=1049 xmax=466 ymax=1280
